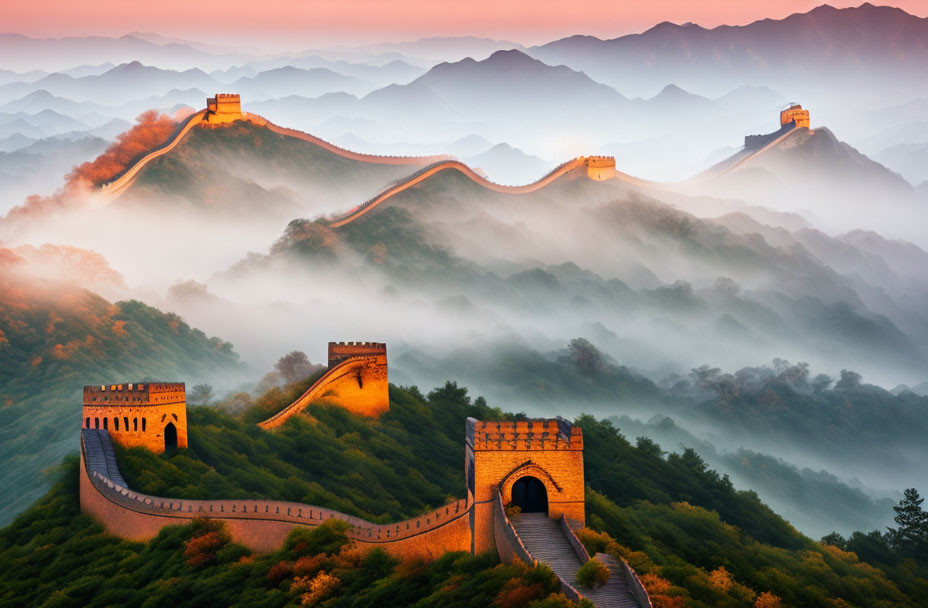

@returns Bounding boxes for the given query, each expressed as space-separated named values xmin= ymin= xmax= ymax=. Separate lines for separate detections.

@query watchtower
xmin=321 ymin=341 xmax=389 ymax=417
xmin=465 ymin=417 xmax=585 ymax=554
xmin=780 ymin=103 xmax=810 ymax=129
xmin=82 ymin=382 xmax=188 ymax=453
xmin=584 ymin=156 xmax=616 ymax=181
xmin=206 ymin=94 xmax=242 ymax=124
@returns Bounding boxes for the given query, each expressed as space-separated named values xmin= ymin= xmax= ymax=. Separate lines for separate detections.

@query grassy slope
xmin=0 ymin=277 xmax=244 ymax=524
xmin=1 ymin=381 xmax=923 ymax=607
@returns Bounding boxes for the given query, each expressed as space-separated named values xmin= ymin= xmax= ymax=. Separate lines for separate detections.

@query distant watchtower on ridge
xmin=780 ymin=103 xmax=811 ymax=129
xmin=744 ymin=103 xmax=811 ymax=149
xmin=206 ymin=93 xmax=242 ymax=124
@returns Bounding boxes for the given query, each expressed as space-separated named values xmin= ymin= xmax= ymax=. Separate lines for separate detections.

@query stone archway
xmin=510 ymin=476 xmax=548 ymax=514
xmin=164 ymin=422 xmax=178 ymax=450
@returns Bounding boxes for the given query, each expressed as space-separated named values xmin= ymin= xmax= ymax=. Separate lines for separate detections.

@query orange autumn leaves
xmin=68 ymin=110 xmax=177 ymax=188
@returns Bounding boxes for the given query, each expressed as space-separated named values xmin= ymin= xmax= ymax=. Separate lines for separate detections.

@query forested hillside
xmin=0 ymin=258 xmax=244 ymax=523
xmin=1 ymin=381 xmax=926 ymax=607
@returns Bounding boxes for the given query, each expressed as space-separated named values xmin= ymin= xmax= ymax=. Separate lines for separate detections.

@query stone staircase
xmin=82 ymin=429 xmax=127 ymax=487
xmin=511 ymin=513 xmax=642 ymax=608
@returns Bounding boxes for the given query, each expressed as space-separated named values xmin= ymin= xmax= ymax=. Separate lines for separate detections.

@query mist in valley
xmin=2 ymin=4 xmax=928 ymax=538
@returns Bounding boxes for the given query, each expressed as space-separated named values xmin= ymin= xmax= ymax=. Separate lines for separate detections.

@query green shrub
xmin=575 ymin=558 xmax=610 ymax=589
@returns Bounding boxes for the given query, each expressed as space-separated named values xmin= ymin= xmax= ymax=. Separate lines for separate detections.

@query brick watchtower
xmin=465 ymin=417 xmax=585 ymax=554
xmin=82 ymin=382 xmax=188 ymax=454
xmin=206 ymin=94 xmax=242 ymax=124
xmin=780 ymin=103 xmax=811 ymax=129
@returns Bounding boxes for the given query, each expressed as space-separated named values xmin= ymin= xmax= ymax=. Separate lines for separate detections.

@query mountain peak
xmin=657 ymin=83 xmax=688 ymax=96
xmin=484 ymin=48 xmax=542 ymax=67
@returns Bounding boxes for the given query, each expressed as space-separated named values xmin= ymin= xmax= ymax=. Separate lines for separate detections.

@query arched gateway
xmin=465 ymin=418 xmax=585 ymax=555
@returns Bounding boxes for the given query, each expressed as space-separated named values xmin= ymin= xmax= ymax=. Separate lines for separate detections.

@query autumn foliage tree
xmin=68 ymin=110 xmax=177 ymax=187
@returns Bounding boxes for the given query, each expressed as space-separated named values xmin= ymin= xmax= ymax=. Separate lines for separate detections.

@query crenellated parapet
xmin=467 ymin=418 xmax=583 ymax=451
xmin=327 ymin=341 xmax=387 ymax=368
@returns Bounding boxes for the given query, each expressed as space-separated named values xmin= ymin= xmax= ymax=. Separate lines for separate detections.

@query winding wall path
xmin=98 ymin=109 xmax=452 ymax=202
xmin=95 ymin=102 xmax=800 ymax=233
xmin=257 ymin=356 xmax=382 ymax=429
xmin=100 ymin=110 xmax=207 ymax=200
xmin=81 ymin=428 xmax=471 ymax=556
xmin=327 ymin=157 xmax=589 ymax=228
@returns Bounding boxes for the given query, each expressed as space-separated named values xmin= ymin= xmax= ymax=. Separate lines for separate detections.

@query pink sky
xmin=4 ymin=1 xmax=927 ymax=46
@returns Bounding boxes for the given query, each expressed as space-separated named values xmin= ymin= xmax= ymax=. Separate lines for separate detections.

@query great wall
xmin=98 ymin=94 xmax=453 ymax=202
xmin=258 ymin=342 xmax=389 ymax=428
xmin=96 ymin=94 xmax=811 ymax=235
xmin=79 ymin=341 xmax=653 ymax=607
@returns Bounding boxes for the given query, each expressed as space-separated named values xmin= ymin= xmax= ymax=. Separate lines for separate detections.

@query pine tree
xmin=888 ymin=488 xmax=928 ymax=562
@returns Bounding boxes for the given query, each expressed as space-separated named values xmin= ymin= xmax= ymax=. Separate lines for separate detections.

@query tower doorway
xmin=511 ymin=476 xmax=548 ymax=514
xmin=164 ymin=422 xmax=178 ymax=450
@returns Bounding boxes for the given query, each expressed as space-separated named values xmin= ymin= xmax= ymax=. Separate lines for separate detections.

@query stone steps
xmin=82 ymin=429 xmax=127 ymax=487
xmin=511 ymin=513 xmax=642 ymax=608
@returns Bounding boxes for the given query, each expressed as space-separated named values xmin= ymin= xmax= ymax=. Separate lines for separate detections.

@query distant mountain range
xmin=529 ymin=3 xmax=928 ymax=97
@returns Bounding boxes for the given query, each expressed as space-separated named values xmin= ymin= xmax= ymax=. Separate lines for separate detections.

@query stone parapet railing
xmin=82 ymin=429 xmax=468 ymax=544
xmin=560 ymin=515 xmax=592 ymax=563
xmin=494 ymin=490 xmax=586 ymax=604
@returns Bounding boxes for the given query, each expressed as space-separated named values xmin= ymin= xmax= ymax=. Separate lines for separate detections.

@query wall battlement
xmin=467 ymin=418 xmax=583 ymax=451
xmin=83 ymin=382 xmax=185 ymax=405
xmin=328 ymin=341 xmax=387 ymax=368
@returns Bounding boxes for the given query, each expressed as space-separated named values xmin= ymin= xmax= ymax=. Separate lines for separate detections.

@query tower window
xmin=114 ymin=418 xmax=119 ymax=431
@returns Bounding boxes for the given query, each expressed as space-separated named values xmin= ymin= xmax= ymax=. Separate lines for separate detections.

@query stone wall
xmin=80 ymin=429 xmax=470 ymax=558
xmin=100 ymin=110 xmax=206 ymax=199
xmin=327 ymin=157 xmax=588 ymax=228
xmin=258 ymin=353 xmax=389 ymax=428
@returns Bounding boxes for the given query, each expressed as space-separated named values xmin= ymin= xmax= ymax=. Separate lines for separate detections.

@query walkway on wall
xmin=97 ymin=109 xmax=451 ymax=203
xmin=256 ymin=355 xmax=378 ymax=430
xmin=81 ymin=428 xmax=469 ymax=546
xmin=689 ymin=126 xmax=804 ymax=183
xmin=511 ymin=513 xmax=647 ymax=608
xmin=323 ymin=127 xmax=804 ymax=230
xmin=326 ymin=157 xmax=587 ymax=228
